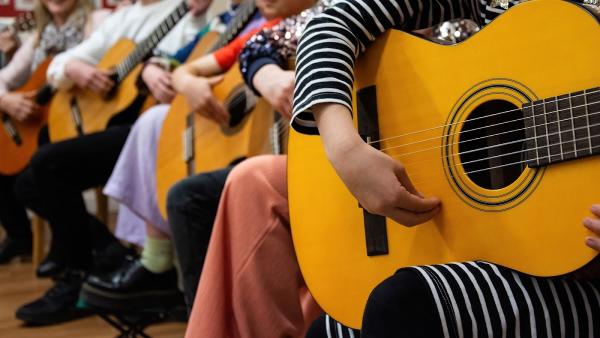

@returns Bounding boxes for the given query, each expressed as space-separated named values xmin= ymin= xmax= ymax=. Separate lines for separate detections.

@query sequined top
xmin=239 ymin=0 xmax=333 ymax=94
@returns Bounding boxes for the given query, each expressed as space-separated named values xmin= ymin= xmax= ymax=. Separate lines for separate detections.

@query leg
xmin=14 ymin=126 xmax=133 ymax=325
xmin=104 ymin=105 xmax=172 ymax=243
xmin=185 ymin=155 xmax=321 ymax=338
xmin=14 ymin=166 xmax=67 ymax=277
xmin=81 ymin=107 xmax=183 ymax=311
xmin=361 ymin=269 xmax=442 ymax=338
xmin=27 ymin=125 xmax=131 ymax=270
xmin=305 ymin=314 xmax=361 ymax=338
xmin=0 ymin=174 xmax=31 ymax=262
xmin=167 ymin=166 xmax=234 ymax=313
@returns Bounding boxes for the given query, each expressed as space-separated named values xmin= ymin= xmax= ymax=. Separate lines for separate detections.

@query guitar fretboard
xmin=115 ymin=1 xmax=190 ymax=82
xmin=523 ymin=87 xmax=600 ymax=167
xmin=210 ymin=1 xmax=257 ymax=52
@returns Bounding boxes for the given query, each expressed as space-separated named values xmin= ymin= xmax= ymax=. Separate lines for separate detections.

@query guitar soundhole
xmin=227 ymin=90 xmax=253 ymax=128
xmin=459 ymin=100 xmax=526 ymax=189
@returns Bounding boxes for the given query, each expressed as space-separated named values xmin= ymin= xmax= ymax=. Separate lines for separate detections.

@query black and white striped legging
xmin=307 ymin=261 xmax=600 ymax=338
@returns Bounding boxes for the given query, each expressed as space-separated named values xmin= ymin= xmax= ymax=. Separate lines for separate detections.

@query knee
xmin=28 ymin=143 xmax=59 ymax=181
xmin=225 ymin=155 xmax=280 ymax=192
xmin=166 ymin=178 xmax=193 ymax=212
xmin=13 ymin=170 xmax=32 ymax=206
xmin=363 ymin=270 xmax=423 ymax=325
xmin=166 ymin=174 xmax=213 ymax=212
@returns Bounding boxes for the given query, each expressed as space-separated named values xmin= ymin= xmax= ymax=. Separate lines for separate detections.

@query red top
xmin=213 ymin=19 xmax=281 ymax=70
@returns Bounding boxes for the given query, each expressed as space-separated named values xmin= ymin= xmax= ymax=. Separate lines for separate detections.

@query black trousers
xmin=167 ymin=166 xmax=235 ymax=314
xmin=15 ymin=125 xmax=131 ymax=270
xmin=0 ymin=174 xmax=31 ymax=239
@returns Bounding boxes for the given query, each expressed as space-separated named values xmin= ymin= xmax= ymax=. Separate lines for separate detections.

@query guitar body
xmin=48 ymin=39 xmax=143 ymax=142
xmin=156 ymin=59 xmax=273 ymax=217
xmin=288 ymin=0 xmax=600 ymax=328
xmin=0 ymin=57 xmax=52 ymax=175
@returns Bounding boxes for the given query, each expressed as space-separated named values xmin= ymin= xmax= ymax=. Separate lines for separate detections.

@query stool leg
xmin=32 ymin=215 xmax=45 ymax=268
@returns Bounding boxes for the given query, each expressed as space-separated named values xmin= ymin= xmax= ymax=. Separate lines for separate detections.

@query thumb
xmin=207 ymin=75 xmax=224 ymax=87
xmin=23 ymin=91 xmax=37 ymax=99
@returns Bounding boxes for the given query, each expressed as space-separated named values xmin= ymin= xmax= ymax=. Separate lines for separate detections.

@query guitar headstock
xmin=13 ymin=12 xmax=36 ymax=32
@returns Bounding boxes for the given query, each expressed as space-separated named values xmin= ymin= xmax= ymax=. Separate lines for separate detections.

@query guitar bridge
xmin=183 ymin=112 xmax=195 ymax=176
xmin=357 ymin=86 xmax=389 ymax=257
xmin=1 ymin=113 xmax=22 ymax=146
xmin=69 ymin=97 xmax=84 ymax=136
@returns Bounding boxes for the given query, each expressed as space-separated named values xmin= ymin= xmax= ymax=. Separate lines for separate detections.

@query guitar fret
xmin=569 ymin=93 xmax=578 ymax=155
xmin=570 ymin=90 xmax=589 ymax=157
xmin=533 ymin=99 xmax=550 ymax=165
xmin=584 ymin=88 xmax=593 ymax=154
xmin=587 ymin=88 xmax=600 ymax=153
xmin=544 ymin=98 xmax=561 ymax=163
xmin=541 ymin=98 xmax=553 ymax=163
xmin=557 ymin=94 xmax=576 ymax=160
xmin=522 ymin=102 xmax=541 ymax=167
xmin=115 ymin=1 xmax=189 ymax=81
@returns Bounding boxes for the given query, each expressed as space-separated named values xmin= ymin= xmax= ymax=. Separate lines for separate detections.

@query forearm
xmin=313 ymin=102 xmax=363 ymax=162
xmin=182 ymin=53 xmax=222 ymax=77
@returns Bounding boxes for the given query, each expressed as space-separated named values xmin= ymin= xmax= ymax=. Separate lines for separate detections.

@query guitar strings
xmin=378 ymin=101 xmax=599 ymax=154
xmin=401 ymin=130 xmax=600 ymax=185
xmin=386 ymin=107 xmax=600 ymax=165
xmin=366 ymin=88 xmax=600 ymax=146
xmin=388 ymin=111 xmax=600 ymax=168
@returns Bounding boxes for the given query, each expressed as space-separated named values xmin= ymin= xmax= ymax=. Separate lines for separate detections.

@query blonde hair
xmin=33 ymin=0 xmax=94 ymax=46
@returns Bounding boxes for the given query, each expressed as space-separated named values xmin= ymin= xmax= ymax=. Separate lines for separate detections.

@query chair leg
xmin=95 ymin=188 xmax=109 ymax=225
xmin=32 ymin=215 xmax=46 ymax=268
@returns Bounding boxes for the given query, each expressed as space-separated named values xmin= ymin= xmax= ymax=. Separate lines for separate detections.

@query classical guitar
xmin=0 ymin=58 xmax=53 ymax=175
xmin=47 ymin=1 xmax=189 ymax=142
xmin=155 ymin=1 xmax=274 ymax=217
xmin=288 ymin=0 xmax=600 ymax=328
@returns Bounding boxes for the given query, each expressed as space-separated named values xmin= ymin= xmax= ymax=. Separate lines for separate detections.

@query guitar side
xmin=289 ymin=0 xmax=600 ymax=328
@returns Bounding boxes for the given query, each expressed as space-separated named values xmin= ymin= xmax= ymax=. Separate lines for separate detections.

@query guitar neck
xmin=115 ymin=1 xmax=190 ymax=82
xmin=523 ymin=87 xmax=600 ymax=167
xmin=210 ymin=1 xmax=258 ymax=52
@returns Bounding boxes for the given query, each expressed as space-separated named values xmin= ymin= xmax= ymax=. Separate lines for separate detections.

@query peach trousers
xmin=185 ymin=155 xmax=321 ymax=338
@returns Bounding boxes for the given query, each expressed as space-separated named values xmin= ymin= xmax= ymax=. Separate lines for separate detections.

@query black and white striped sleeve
xmin=291 ymin=0 xmax=490 ymax=134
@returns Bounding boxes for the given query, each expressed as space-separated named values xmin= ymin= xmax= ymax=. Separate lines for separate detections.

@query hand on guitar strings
xmin=583 ymin=205 xmax=600 ymax=252
xmin=65 ymin=59 xmax=115 ymax=97
xmin=177 ymin=72 xmax=229 ymax=125
xmin=253 ymin=65 xmax=294 ymax=119
xmin=142 ymin=63 xmax=176 ymax=104
xmin=0 ymin=91 xmax=42 ymax=122
xmin=313 ymin=103 xmax=441 ymax=226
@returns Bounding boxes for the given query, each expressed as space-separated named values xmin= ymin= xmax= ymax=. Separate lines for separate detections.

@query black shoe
xmin=15 ymin=270 xmax=93 ymax=325
xmin=0 ymin=237 xmax=31 ymax=264
xmin=36 ymin=258 xmax=66 ymax=278
xmin=36 ymin=234 xmax=67 ymax=278
xmin=91 ymin=241 xmax=137 ymax=275
xmin=81 ymin=259 xmax=182 ymax=311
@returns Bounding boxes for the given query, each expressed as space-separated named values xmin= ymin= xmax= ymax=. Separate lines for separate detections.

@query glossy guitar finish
xmin=156 ymin=56 xmax=272 ymax=217
xmin=48 ymin=39 xmax=141 ymax=142
xmin=48 ymin=2 xmax=190 ymax=142
xmin=288 ymin=0 xmax=600 ymax=327
xmin=0 ymin=57 xmax=52 ymax=174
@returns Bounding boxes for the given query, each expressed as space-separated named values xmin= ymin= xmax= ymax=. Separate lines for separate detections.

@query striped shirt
xmin=321 ymin=261 xmax=600 ymax=337
xmin=291 ymin=0 xmax=521 ymax=134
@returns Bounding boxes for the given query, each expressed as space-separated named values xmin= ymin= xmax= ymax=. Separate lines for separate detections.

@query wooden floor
xmin=0 ymin=261 xmax=186 ymax=338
